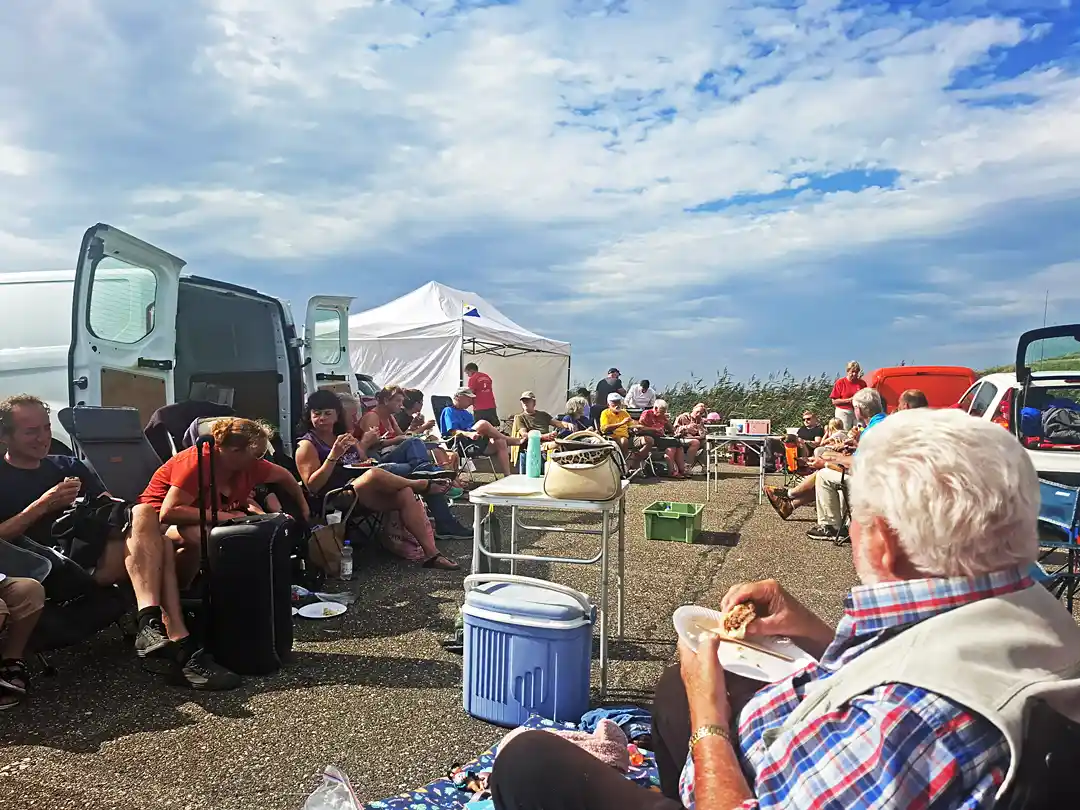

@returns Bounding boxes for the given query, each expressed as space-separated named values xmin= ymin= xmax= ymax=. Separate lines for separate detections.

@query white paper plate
xmin=298 ymin=602 xmax=347 ymax=620
xmin=673 ymin=605 xmax=816 ymax=683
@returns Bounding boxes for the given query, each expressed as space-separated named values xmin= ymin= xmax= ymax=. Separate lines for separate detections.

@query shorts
xmin=474 ymin=408 xmax=499 ymax=425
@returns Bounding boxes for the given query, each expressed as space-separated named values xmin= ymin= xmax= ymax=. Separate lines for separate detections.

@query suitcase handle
xmin=195 ymin=434 xmax=217 ymax=617
xmin=463 ymin=574 xmax=592 ymax=615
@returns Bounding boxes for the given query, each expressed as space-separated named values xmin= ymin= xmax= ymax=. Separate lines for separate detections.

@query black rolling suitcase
xmin=196 ymin=435 xmax=294 ymax=676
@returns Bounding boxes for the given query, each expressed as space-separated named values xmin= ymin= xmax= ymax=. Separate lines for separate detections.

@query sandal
xmin=0 ymin=659 xmax=29 ymax=710
xmin=423 ymin=553 xmax=460 ymax=571
xmin=765 ymin=486 xmax=794 ymax=520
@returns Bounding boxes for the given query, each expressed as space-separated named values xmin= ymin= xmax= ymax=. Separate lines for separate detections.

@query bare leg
xmin=158 ymin=529 xmax=190 ymax=640
xmin=0 ymin=578 xmax=45 ymax=660
xmin=93 ymin=505 xmax=166 ymax=612
xmin=474 ymin=419 xmax=525 ymax=446
xmin=395 ymin=489 xmax=440 ymax=557
xmin=487 ymin=436 xmax=513 ymax=476
xmin=168 ymin=525 xmax=202 ymax=588
xmin=789 ymin=472 xmax=817 ymax=501
xmin=685 ymin=439 xmax=701 ymax=469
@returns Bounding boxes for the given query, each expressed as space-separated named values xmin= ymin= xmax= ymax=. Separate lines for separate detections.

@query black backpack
xmin=1042 ymin=407 xmax=1080 ymax=444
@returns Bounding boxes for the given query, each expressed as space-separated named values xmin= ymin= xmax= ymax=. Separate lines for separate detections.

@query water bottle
xmin=526 ymin=430 xmax=543 ymax=478
xmin=339 ymin=540 xmax=354 ymax=581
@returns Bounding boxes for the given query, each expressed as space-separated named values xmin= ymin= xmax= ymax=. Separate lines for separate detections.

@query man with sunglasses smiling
xmin=796 ymin=411 xmax=825 ymax=448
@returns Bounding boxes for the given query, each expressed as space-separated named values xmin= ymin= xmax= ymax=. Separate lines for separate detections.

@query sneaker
xmin=446 ymin=486 xmax=464 ymax=500
xmin=765 ymin=486 xmax=794 ymax=520
xmin=806 ymin=524 xmax=840 ymax=541
xmin=179 ymin=647 xmax=242 ymax=691
xmin=436 ymin=524 xmax=474 ymax=541
xmin=134 ymin=618 xmax=171 ymax=659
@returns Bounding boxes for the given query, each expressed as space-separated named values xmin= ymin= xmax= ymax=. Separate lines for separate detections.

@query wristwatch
xmin=689 ymin=724 xmax=733 ymax=751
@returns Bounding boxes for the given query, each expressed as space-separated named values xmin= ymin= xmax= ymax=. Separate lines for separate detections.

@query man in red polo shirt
xmin=465 ymin=362 xmax=498 ymax=425
xmin=830 ymin=361 xmax=867 ymax=430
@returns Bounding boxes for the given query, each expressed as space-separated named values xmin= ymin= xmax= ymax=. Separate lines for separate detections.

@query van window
xmin=969 ymin=381 xmax=999 ymax=417
xmin=312 ymin=306 xmax=343 ymax=365
xmin=88 ymin=259 xmax=157 ymax=344
xmin=3 ymin=280 xmax=76 ymax=348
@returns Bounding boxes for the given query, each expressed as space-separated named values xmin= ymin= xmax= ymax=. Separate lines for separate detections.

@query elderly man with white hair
xmin=805 ymin=386 xmax=884 ymax=541
xmin=489 ymin=408 xmax=1080 ymax=810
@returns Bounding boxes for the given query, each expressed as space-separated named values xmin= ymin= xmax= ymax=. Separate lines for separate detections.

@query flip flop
xmin=423 ymin=553 xmax=460 ymax=571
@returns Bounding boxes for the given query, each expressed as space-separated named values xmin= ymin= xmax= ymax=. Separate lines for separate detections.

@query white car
xmin=955 ymin=326 xmax=1080 ymax=481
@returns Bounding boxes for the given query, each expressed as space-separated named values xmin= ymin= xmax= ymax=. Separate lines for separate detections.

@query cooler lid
xmin=465 ymin=582 xmax=588 ymax=623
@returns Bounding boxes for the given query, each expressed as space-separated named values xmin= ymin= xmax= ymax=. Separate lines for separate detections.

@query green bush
xmin=573 ymin=369 xmax=836 ymax=431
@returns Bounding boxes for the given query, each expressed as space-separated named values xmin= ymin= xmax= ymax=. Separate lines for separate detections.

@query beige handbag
xmin=308 ymin=522 xmax=347 ymax=578
xmin=543 ymin=431 xmax=625 ymax=501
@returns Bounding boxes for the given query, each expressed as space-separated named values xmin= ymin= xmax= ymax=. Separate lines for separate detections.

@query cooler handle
xmin=463 ymin=574 xmax=592 ymax=616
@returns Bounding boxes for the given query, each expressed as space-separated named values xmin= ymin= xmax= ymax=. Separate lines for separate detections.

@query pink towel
xmin=496 ymin=719 xmax=630 ymax=772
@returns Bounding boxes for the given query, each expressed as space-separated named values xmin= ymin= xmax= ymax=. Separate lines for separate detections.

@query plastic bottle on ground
xmin=340 ymin=540 xmax=354 ymax=581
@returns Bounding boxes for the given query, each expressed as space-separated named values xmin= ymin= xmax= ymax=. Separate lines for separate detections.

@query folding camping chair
xmin=432 ymin=395 xmax=501 ymax=481
xmin=1034 ymin=478 xmax=1080 ymax=612
xmin=57 ymin=406 xmax=165 ymax=503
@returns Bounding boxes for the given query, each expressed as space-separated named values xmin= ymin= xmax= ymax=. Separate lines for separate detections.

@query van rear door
xmin=303 ymin=295 xmax=355 ymax=395
xmin=69 ymin=224 xmax=185 ymax=427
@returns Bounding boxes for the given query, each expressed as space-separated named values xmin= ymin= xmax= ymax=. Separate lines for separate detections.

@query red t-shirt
xmin=638 ymin=408 xmax=669 ymax=432
xmin=830 ymin=377 xmax=867 ymax=411
xmin=139 ymin=444 xmax=277 ymax=513
xmin=468 ymin=372 xmax=496 ymax=411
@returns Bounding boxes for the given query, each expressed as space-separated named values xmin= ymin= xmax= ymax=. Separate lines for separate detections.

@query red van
xmin=866 ymin=366 xmax=978 ymax=414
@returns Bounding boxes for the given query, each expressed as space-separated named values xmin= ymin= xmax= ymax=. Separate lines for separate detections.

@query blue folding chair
xmin=1034 ymin=479 xmax=1080 ymax=612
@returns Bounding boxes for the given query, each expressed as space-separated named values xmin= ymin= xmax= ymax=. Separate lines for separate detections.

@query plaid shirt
xmin=679 ymin=568 xmax=1032 ymax=810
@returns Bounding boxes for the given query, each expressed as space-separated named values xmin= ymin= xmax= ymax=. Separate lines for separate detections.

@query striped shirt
xmin=679 ymin=568 xmax=1031 ymax=809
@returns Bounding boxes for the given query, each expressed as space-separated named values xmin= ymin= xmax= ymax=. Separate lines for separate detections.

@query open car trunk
xmin=174 ymin=279 xmax=297 ymax=441
xmin=1015 ymin=325 xmax=1080 ymax=482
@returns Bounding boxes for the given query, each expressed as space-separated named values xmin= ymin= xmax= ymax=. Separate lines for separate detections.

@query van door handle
xmin=316 ymin=372 xmax=347 ymax=382
xmin=72 ymin=376 xmax=88 ymax=390
xmin=137 ymin=358 xmax=174 ymax=371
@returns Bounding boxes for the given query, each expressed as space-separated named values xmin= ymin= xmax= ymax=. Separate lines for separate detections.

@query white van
xmin=0 ymin=223 xmax=356 ymax=454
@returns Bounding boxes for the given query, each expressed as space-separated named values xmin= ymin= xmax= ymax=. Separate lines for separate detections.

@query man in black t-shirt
xmin=0 ymin=394 xmax=238 ymax=690
xmin=796 ymin=411 xmax=825 ymax=447
xmin=593 ymin=368 xmax=626 ymax=429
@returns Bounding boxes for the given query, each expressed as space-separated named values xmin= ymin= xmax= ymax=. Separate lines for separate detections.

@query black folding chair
xmin=997 ymin=699 xmax=1080 ymax=809
xmin=57 ymin=406 xmax=163 ymax=503
xmin=432 ymin=395 xmax=500 ymax=480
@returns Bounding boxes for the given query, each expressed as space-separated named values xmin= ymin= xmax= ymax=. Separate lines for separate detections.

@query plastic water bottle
xmin=526 ymin=430 xmax=543 ymax=478
xmin=339 ymin=540 xmax=354 ymax=581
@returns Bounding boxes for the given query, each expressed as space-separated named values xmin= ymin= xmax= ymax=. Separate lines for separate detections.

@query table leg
xmin=599 ymin=503 xmax=610 ymax=700
xmin=706 ymin=440 xmax=712 ymax=498
xmin=509 ymin=505 xmax=518 ymax=576
xmin=470 ymin=503 xmax=483 ymax=574
xmin=617 ymin=496 xmax=625 ymax=639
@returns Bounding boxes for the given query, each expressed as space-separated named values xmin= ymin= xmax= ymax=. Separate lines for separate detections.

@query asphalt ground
xmin=0 ymin=464 xmax=859 ymax=810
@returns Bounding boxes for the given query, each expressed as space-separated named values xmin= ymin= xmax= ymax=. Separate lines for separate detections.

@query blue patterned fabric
xmin=362 ymin=714 xmax=659 ymax=810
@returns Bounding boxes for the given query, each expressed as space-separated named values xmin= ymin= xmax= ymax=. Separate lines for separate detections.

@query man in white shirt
xmin=626 ymin=379 xmax=657 ymax=410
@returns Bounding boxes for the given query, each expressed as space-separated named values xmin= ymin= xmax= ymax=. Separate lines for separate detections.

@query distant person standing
xmin=626 ymin=379 xmax=657 ymax=410
xmin=464 ymin=362 xmax=498 ymax=425
xmin=593 ymin=368 xmax=625 ymax=428
xmin=830 ymin=361 xmax=867 ymax=431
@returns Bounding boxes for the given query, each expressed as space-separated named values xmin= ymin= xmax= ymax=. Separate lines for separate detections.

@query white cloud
xmin=0 ymin=0 xmax=1077 ymax=380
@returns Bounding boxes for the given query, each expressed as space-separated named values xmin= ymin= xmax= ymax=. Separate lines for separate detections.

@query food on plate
xmin=721 ymin=602 xmax=757 ymax=639
xmin=322 ymin=606 xmax=337 ymax=617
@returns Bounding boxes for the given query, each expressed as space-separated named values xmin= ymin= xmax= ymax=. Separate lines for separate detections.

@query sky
xmin=1 ymin=0 xmax=1078 ymax=386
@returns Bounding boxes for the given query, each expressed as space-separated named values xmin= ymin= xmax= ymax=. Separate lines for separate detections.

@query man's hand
xmin=679 ymin=637 xmax=732 ymax=728
xmin=36 ymin=478 xmax=82 ymax=511
xmin=721 ymin=579 xmax=834 ymax=658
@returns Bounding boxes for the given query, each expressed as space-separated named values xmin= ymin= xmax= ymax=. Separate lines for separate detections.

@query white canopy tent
xmin=347 ymin=282 xmax=572 ymax=420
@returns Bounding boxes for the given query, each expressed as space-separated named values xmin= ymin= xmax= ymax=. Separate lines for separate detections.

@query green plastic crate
xmin=643 ymin=501 xmax=705 ymax=543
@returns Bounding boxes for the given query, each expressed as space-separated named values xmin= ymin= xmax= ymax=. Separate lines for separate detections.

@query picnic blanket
xmin=361 ymin=714 xmax=660 ymax=810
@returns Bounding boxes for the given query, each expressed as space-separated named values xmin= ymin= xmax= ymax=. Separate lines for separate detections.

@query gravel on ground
xmin=0 ymin=465 xmax=858 ymax=810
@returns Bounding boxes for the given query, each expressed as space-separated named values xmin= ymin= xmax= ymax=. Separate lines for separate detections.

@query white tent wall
xmin=350 ymin=336 xmax=462 ymax=418
xmin=463 ymin=351 xmax=570 ymax=421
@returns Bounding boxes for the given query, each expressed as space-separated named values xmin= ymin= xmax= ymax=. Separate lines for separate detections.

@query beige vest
xmin=765 ymin=584 xmax=1080 ymax=800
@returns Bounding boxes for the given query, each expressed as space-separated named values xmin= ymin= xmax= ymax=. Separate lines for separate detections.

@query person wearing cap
xmin=513 ymin=392 xmax=574 ymax=442
xmin=593 ymin=368 xmax=625 ymax=429
xmin=600 ymin=392 xmax=652 ymax=471
xmin=438 ymin=387 xmax=520 ymax=477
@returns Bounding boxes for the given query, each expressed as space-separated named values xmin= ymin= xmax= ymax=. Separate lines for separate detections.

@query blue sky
xmin=1 ymin=0 xmax=1079 ymax=386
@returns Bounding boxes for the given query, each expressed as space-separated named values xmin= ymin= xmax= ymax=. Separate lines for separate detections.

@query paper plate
xmin=673 ymin=605 xmax=816 ymax=683
xmin=298 ymin=602 xmax=347 ymax=620
xmin=291 ymin=607 xmax=300 ymax=616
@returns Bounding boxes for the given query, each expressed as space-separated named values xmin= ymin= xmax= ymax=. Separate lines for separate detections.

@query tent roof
xmin=347 ymin=281 xmax=570 ymax=356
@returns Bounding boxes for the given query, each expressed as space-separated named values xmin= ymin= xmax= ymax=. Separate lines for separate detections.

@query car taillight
xmin=992 ymin=389 xmax=1012 ymax=430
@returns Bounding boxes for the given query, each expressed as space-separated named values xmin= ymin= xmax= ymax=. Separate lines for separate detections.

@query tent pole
xmin=459 ymin=313 xmax=465 ymax=387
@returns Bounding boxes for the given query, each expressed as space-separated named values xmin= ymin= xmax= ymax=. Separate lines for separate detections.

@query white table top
xmin=468 ymin=475 xmax=629 ymax=511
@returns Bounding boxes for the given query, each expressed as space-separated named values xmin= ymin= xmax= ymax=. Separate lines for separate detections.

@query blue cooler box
xmin=462 ymin=574 xmax=594 ymax=728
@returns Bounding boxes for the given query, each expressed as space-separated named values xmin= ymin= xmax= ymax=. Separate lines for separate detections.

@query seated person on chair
xmin=438 ymin=388 xmax=521 ymax=478
xmin=599 ymin=393 xmax=652 ymax=471
xmin=514 ymin=391 xmax=574 ymax=442
xmin=0 ymin=573 xmax=45 ymax=711
xmin=395 ymin=389 xmax=436 ymax=435
xmin=491 ymin=407 xmax=1080 ymax=810
xmin=360 ymin=386 xmax=441 ymax=471
xmin=296 ymin=394 xmax=460 ymax=569
xmin=0 ymin=394 xmax=239 ymax=691
xmin=557 ymin=396 xmax=593 ymax=436
xmin=340 ymin=391 xmax=459 ymax=475
xmin=639 ymin=399 xmax=691 ymax=478
xmin=796 ymin=410 xmax=826 ymax=451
